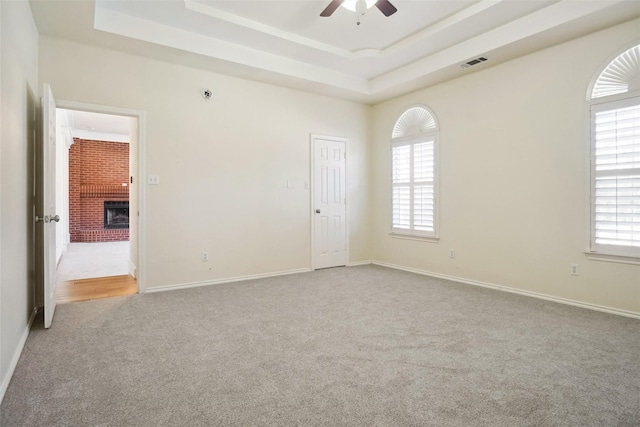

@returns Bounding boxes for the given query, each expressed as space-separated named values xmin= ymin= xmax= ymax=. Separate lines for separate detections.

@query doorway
xmin=311 ymin=134 xmax=348 ymax=269
xmin=53 ymin=107 xmax=139 ymax=303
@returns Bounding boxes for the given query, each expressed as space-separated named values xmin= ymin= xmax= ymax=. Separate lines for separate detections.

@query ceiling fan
xmin=320 ymin=0 xmax=398 ymax=18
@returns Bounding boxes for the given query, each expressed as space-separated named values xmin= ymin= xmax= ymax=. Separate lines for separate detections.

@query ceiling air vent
xmin=460 ymin=57 xmax=488 ymax=69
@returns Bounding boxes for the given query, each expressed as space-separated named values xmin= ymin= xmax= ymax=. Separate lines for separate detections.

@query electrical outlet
xmin=449 ymin=249 xmax=455 ymax=259
xmin=201 ymin=252 xmax=209 ymax=262
xmin=570 ymin=264 xmax=579 ymax=276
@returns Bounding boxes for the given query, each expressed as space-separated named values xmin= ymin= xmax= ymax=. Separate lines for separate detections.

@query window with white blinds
xmin=392 ymin=138 xmax=436 ymax=236
xmin=590 ymin=98 xmax=640 ymax=255
xmin=391 ymin=105 xmax=439 ymax=239
xmin=587 ymin=44 xmax=640 ymax=258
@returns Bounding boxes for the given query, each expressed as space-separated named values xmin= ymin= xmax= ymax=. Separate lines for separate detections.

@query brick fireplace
xmin=69 ymin=138 xmax=130 ymax=242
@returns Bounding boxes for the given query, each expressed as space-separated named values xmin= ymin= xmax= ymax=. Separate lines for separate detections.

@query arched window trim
xmin=391 ymin=104 xmax=439 ymax=140
xmin=585 ymin=42 xmax=640 ymax=263
xmin=587 ymin=41 xmax=640 ymax=102
xmin=390 ymin=105 xmax=440 ymax=242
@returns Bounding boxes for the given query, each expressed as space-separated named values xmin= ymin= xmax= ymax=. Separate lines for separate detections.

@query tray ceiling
xmin=30 ymin=0 xmax=640 ymax=103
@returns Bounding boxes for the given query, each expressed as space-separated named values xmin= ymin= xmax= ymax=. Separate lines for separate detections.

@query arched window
xmin=390 ymin=105 xmax=439 ymax=239
xmin=587 ymin=43 xmax=640 ymax=258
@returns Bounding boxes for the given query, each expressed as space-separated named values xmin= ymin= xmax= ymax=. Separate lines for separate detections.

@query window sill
xmin=584 ymin=252 xmax=640 ymax=266
xmin=389 ymin=232 xmax=439 ymax=243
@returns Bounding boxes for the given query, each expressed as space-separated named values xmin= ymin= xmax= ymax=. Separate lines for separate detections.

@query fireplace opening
xmin=104 ymin=201 xmax=129 ymax=229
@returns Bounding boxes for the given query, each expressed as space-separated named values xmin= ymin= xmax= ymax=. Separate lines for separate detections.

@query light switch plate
xmin=147 ymin=174 xmax=160 ymax=185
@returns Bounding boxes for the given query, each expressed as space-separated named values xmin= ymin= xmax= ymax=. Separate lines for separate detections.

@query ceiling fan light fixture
xmin=320 ymin=0 xmax=396 ymax=18
xmin=341 ymin=0 xmax=377 ymax=13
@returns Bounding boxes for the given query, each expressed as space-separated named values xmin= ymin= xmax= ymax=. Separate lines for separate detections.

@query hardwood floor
xmin=56 ymin=275 xmax=137 ymax=304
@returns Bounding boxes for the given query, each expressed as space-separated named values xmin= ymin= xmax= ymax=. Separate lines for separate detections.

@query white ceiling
xmin=30 ymin=0 xmax=640 ymax=104
xmin=59 ymin=109 xmax=132 ymax=143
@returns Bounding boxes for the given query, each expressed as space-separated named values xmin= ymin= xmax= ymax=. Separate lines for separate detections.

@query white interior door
xmin=312 ymin=135 xmax=347 ymax=269
xmin=41 ymin=83 xmax=58 ymax=328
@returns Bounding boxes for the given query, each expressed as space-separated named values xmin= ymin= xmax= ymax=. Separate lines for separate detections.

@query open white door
xmin=40 ymin=83 xmax=59 ymax=328
xmin=312 ymin=135 xmax=347 ymax=269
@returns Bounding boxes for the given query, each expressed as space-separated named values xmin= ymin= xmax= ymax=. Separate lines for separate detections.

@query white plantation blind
xmin=591 ymin=98 xmax=640 ymax=254
xmin=392 ymin=138 xmax=436 ymax=236
xmin=591 ymin=45 xmax=639 ymax=99
xmin=391 ymin=105 xmax=439 ymax=238
xmin=392 ymin=145 xmax=411 ymax=229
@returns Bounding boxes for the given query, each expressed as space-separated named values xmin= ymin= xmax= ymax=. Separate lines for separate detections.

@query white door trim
xmin=42 ymin=84 xmax=58 ymax=329
xmin=310 ymin=134 xmax=349 ymax=270
xmin=55 ymin=99 xmax=147 ymax=293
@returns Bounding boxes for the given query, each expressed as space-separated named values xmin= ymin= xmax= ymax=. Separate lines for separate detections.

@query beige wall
xmin=40 ymin=20 xmax=640 ymax=311
xmin=39 ymin=36 xmax=372 ymax=290
xmin=0 ymin=0 xmax=39 ymax=396
xmin=371 ymin=19 xmax=640 ymax=314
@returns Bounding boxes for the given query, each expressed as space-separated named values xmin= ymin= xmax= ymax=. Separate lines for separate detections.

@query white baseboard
xmin=145 ymin=267 xmax=313 ymax=294
xmin=348 ymin=260 xmax=372 ymax=267
xmin=128 ymin=261 xmax=136 ymax=279
xmin=0 ymin=308 xmax=37 ymax=405
xmin=373 ymin=261 xmax=640 ymax=319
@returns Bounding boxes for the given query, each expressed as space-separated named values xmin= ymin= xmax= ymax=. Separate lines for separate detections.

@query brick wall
xmin=69 ymin=138 xmax=130 ymax=242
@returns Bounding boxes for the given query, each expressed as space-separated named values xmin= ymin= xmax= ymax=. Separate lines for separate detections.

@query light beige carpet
xmin=56 ymin=242 xmax=129 ymax=281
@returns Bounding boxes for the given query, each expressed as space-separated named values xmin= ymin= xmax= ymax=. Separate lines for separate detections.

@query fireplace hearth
xmin=104 ymin=201 xmax=129 ymax=229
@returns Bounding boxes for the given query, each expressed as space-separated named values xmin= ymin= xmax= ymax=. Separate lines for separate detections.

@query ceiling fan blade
xmin=320 ymin=0 xmax=344 ymax=17
xmin=375 ymin=0 xmax=397 ymax=17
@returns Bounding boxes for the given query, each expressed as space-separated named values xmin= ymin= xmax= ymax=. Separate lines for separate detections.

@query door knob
xmin=51 ymin=215 xmax=60 ymax=222
xmin=315 ymin=209 xmax=321 ymax=214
